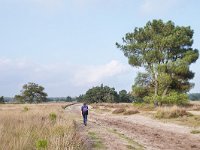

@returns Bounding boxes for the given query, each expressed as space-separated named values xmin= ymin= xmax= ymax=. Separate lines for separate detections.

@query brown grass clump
xmin=0 ymin=103 xmax=84 ymax=150
xmin=123 ymin=109 xmax=139 ymax=115
xmin=155 ymin=106 xmax=192 ymax=119
xmin=112 ymin=108 xmax=126 ymax=114
xmin=133 ymin=103 xmax=155 ymax=111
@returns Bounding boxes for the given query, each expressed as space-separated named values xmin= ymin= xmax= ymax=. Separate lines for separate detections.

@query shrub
xmin=155 ymin=106 xmax=191 ymax=119
xmin=49 ymin=113 xmax=57 ymax=121
xmin=36 ymin=139 xmax=48 ymax=149
xmin=23 ymin=106 xmax=29 ymax=112
xmin=191 ymin=130 xmax=200 ymax=134
xmin=133 ymin=102 xmax=155 ymax=111
xmin=123 ymin=109 xmax=139 ymax=115
xmin=112 ymin=108 xmax=126 ymax=114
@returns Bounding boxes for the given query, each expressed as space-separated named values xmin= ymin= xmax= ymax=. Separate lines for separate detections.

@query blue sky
xmin=0 ymin=0 xmax=200 ymax=97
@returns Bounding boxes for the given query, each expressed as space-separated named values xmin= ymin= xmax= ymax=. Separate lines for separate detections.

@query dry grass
xmin=185 ymin=101 xmax=200 ymax=111
xmin=0 ymin=103 xmax=84 ymax=150
xmin=132 ymin=103 xmax=155 ymax=111
xmin=112 ymin=108 xmax=126 ymax=114
xmin=155 ymin=106 xmax=192 ymax=119
xmin=92 ymin=103 xmax=130 ymax=109
xmin=123 ymin=109 xmax=139 ymax=115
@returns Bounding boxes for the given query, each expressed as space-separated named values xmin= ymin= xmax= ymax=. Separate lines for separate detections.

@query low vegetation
xmin=0 ymin=103 xmax=84 ymax=150
xmin=78 ymin=84 xmax=133 ymax=103
xmin=109 ymin=129 xmax=144 ymax=150
xmin=191 ymin=130 xmax=200 ymax=134
xmin=112 ymin=108 xmax=126 ymax=114
xmin=155 ymin=106 xmax=191 ymax=119
xmin=174 ymin=115 xmax=200 ymax=127
xmin=123 ymin=109 xmax=139 ymax=115
xmin=133 ymin=103 xmax=155 ymax=111
xmin=88 ymin=131 xmax=105 ymax=149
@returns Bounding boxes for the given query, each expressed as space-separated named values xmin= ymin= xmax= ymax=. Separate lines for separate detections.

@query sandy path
xmin=66 ymin=104 xmax=200 ymax=150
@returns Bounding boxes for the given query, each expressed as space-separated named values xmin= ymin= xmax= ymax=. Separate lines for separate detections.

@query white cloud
xmin=139 ymin=0 xmax=180 ymax=15
xmin=72 ymin=60 xmax=129 ymax=86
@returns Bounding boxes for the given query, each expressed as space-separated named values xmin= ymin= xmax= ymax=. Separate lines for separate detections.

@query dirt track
xmin=66 ymin=104 xmax=200 ymax=150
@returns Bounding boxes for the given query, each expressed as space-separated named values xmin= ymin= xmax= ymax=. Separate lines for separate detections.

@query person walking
xmin=81 ymin=103 xmax=88 ymax=126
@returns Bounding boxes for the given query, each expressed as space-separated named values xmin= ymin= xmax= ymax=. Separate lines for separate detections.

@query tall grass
xmin=0 ymin=103 xmax=84 ymax=150
xmin=155 ymin=106 xmax=191 ymax=119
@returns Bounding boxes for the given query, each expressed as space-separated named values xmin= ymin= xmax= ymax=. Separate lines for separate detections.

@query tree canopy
xmin=116 ymin=19 xmax=199 ymax=105
xmin=78 ymin=84 xmax=133 ymax=103
xmin=0 ymin=96 xmax=5 ymax=104
xmin=14 ymin=82 xmax=48 ymax=103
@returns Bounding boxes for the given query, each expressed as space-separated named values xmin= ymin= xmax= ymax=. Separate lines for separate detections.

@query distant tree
xmin=65 ymin=96 xmax=73 ymax=102
xmin=116 ymin=19 xmax=199 ymax=105
xmin=118 ymin=90 xmax=132 ymax=103
xmin=0 ymin=96 xmax=5 ymax=104
xmin=14 ymin=95 xmax=24 ymax=103
xmin=189 ymin=93 xmax=200 ymax=101
xmin=83 ymin=84 xmax=119 ymax=103
xmin=15 ymin=82 xmax=48 ymax=103
xmin=76 ymin=94 xmax=85 ymax=102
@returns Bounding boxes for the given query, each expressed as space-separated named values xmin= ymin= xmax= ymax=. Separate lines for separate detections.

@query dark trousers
xmin=82 ymin=114 xmax=88 ymax=125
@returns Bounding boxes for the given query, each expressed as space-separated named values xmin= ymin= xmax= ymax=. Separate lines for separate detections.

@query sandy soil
xmin=66 ymin=104 xmax=200 ymax=150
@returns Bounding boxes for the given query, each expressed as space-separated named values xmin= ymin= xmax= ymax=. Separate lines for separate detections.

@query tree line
xmin=77 ymin=84 xmax=133 ymax=103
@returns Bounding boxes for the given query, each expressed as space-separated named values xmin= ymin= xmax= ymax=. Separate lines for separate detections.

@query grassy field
xmin=0 ymin=103 xmax=84 ymax=150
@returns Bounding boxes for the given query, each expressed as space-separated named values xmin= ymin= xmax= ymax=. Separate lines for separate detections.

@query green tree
xmin=65 ymin=96 xmax=73 ymax=102
xmin=15 ymin=82 xmax=48 ymax=103
xmin=14 ymin=95 xmax=24 ymax=103
xmin=189 ymin=93 xmax=200 ymax=101
xmin=118 ymin=90 xmax=132 ymax=103
xmin=0 ymin=96 xmax=5 ymax=104
xmin=116 ymin=19 xmax=199 ymax=105
xmin=83 ymin=84 xmax=119 ymax=103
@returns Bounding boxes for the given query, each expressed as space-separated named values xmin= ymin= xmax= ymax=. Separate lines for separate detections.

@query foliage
xmin=14 ymin=95 xmax=24 ymax=103
xmin=36 ymin=139 xmax=48 ymax=149
xmin=49 ymin=113 xmax=57 ymax=121
xmin=116 ymin=19 xmax=199 ymax=105
xmin=80 ymin=84 xmax=119 ymax=103
xmin=14 ymin=82 xmax=48 ymax=103
xmin=79 ymin=84 xmax=134 ymax=103
xmin=191 ymin=130 xmax=200 ymax=134
xmin=0 ymin=96 xmax=5 ymax=104
xmin=118 ymin=90 xmax=133 ymax=103
xmin=23 ymin=106 xmax=29 ymax=112
xmin=47 ymin=96 xmax=76 ymax=102
xmin=144 ymin=92 xmax=188 ymax=106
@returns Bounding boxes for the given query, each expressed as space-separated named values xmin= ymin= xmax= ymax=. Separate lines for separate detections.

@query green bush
xmin=49 ymin=113 xmax=57 ymax=121
xmin=36 ymin=139 xmax=48 ymax=149
xmin=144 ymin=92 xmax=188 ymax=106
xmin=191 ymin=130 xmax=200 ymax=134
xmin=23 ymin=106 xmax=29 ymax=112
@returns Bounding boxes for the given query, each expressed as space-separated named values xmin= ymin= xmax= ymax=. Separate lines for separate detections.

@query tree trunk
xmin=154 ymin=72 xmax=158 ymax=107
xmin=161 ymin=86 xmax=169 ymax=105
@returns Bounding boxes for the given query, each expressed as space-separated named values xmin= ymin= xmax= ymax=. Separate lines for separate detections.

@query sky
xmin=0 ymin=0 xmax=200 ymax=97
